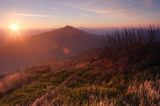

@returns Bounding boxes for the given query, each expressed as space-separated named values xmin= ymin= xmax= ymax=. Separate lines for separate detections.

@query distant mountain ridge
xmin=0 ymin=26 xmax=100 ymax=73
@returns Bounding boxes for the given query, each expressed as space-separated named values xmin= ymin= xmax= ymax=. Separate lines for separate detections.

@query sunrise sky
xmin=0 ymin=0 xmax=160 ymax=29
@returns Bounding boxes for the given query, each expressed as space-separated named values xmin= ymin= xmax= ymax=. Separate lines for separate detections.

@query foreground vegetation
xmin=0 ymin=65 xmax=159 ymax=105
xmin=0 ymin=26 xmax=159 ymax=105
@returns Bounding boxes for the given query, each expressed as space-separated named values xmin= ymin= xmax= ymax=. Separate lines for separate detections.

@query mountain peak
xmin=62 ymin=25 xmax=77 ymax=31
xmin=54 ymin=25 xmax=85 ymax=34
xmin=64 ymin=25 xmax=74 ymax=29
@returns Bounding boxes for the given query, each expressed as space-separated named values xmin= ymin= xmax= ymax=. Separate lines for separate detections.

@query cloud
xmin=15 ymin=13 xmax=55 ymax=18
xmin=143 ymin=0 xmax=154 ymax=5
xmin=65 ymin=3 xmax=106 ymax=15
xmin=50 ymin=7 xmax=58 ymax=10
xmin=65 ymin=3 xmax=140 ymax=19
xmin=79 ymin=14 xmax=91 ymax=17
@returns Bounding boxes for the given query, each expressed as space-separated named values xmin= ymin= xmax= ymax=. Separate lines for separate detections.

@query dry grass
xmin=100 ymin=26 xmax=160 ymax=72
xmin=126 ymin=80 xmax=160 ymax=105
xmin=0 ymin=64 xmax=159 ymax=105
xmin=0 ymin=65 xmax=50 ymax=97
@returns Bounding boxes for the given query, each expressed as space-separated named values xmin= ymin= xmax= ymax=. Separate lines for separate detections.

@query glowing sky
xmin=0 ymin=0 xmax=160 ymax=29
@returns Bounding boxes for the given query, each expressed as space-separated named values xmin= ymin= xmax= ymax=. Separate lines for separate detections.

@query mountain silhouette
xmin=0 ymin=26 xmax=100 ymax=73
xmin=27 ymin=25 xmax=99 ymax=57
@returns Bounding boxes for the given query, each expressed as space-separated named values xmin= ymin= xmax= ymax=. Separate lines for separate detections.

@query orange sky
xmin=0 ymin=0 xmax=160 ymax=29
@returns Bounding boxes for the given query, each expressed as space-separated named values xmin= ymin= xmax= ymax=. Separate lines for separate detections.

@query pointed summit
xmin=54 ymin=25 xmax=85 ymax=34
xmin=61 ymin=25 xmax=79 ymax=31
xmin=63 ymin=25 xmax=75 ymax=29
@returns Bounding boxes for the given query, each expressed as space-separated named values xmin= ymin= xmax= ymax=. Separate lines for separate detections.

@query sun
xmin=9 ymin=23 xmax=20 ymax=32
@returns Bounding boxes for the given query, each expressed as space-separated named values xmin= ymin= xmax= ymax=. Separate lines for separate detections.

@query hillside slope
xmin=0 ymin=54 xmax=159 ymax=106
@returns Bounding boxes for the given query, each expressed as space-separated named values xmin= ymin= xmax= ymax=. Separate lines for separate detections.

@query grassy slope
xmin=0 ymin=27 xmax=160 ymax=106
xmin=0 ymin=58 xmax=159 ymax=106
